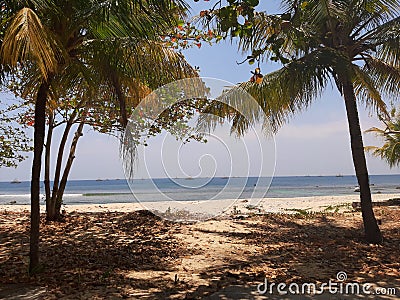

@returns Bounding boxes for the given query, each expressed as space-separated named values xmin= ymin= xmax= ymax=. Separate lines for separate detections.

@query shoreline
xmin=1 ymin=193 xmax=399 ymax=217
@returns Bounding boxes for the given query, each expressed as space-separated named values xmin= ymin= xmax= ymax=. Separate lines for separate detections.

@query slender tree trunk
xmin=47 ymin=112 xmax=76 ymax=221
xmin=45 ymin=112 xmax=54 ymax=218
xmin=340 ymin=75 xmax=383 ymax=244
xmin=55 ymin=121 xmax=85 ymax=216
xmin=30 ymin=80 xmax=50 ymax=274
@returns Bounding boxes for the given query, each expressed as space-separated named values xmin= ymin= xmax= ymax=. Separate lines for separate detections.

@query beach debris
xmin=231 ymin=205 xmax=241 ymax=215
xmin=284 ymin=207 xmax=313 ymax=215
xmin=352 ymin=198 xmax=400 ymax=209
xmin=244 ymin=204 xmax=258 ymax=210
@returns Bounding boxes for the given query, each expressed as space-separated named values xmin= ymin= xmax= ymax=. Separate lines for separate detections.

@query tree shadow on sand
xmin=0 ymin=210 xmax=194 ymax=298
xmin=186 ymin=209 xmax=400 ymax=299
xmin=0 ymin=208 xmax=399 ymax=299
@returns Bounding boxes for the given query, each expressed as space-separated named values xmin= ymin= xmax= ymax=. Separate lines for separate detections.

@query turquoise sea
xmin=1 ymin=175 xmax=399 ymax=205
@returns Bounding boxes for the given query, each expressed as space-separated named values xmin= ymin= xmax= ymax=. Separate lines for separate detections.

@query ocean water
xmin=0 ymin=175 xmax=400 ymax=205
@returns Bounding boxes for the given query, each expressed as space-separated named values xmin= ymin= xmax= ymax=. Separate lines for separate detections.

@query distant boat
xmin=10 ymin=179 xmax=21 ymax=184
xmin=96 ymin=179 xmax=103 ymax=181
xmin=185 ymin=177 xmax=194 ymax=180
xmin=336 ymin=174 xmax=344 ymax=177
xmin=221 ymin=176 xmax=229 ymax=179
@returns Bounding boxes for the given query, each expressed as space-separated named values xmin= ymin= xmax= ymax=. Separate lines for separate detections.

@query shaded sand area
xmin=0 ymin=196 xmax=399 ymax=299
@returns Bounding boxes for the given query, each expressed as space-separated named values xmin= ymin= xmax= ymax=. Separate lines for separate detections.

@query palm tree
xmin=0 ymin=0 xmax=191 ymax=273
xmin=213 ymin=0 xmax=400 ymax=243
xmin=366 ymin=108 xmax=400 ymax=167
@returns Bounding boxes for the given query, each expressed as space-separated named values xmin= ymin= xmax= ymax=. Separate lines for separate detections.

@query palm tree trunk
xmin=29 ymin=80 xmax=50 ymax=274
xmin=341 ymin=76 xmax=382 ymax=244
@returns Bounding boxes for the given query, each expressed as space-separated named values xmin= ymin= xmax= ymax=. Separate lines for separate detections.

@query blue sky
xmin=0 ymin=0 xmax=399 ymax=181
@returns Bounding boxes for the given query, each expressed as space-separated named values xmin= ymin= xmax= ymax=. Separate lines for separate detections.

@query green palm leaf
xmin=1 ymin=7 xmax=60 ymax=78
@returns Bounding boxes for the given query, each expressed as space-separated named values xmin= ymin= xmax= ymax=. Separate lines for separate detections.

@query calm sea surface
xmin=1 ymin=175 xmax=400 ymax=205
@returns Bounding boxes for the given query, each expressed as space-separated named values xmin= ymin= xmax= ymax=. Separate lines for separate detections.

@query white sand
xmin=1 ymin=193 xmax=399 ymax=220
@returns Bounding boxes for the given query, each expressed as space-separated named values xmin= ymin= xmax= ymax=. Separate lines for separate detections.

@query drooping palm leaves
xmin=1 ymin=0 xmax=190 ymax=78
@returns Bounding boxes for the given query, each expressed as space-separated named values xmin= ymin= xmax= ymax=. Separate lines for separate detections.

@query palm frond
xmin=307 ymin=0 xmax=348 ymax=28
xmin=366 ymin=106 xmax=400 ymax=167
xmin=366 ymin=134 xmax=400 ymax=167
xmin=1 ymin=7 xmax=60 ymax=78
xmin=355 ymin=15 xmax=400 ymax=55
xmin=372 ymin=16 xmax=400 ymax=67
xmin=199 ymin=49 xmax=334 ymax=136
xmin=365 ymin=126 xmax=386 ymax=134
xmin=364 ymin=57 xmax=400 ymax=99
xmin=89 ymin=0 xmax=188 ymax=40
xmin=352 ymin=64 xmax=388 ymax=116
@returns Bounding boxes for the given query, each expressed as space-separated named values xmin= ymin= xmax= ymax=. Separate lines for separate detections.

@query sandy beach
xmin=1 ymin=193 xmax=399 ymax=219
xmin=1 ymin=202 xmax=399 ymax=299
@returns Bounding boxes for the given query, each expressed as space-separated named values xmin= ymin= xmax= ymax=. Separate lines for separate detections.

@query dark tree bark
xmin=29 ymin=80 xmax=50 ymax=274
xmin=55 ymin=121 xmax=85 ymax=214
xmin=46 ymin=111 xmax=76 ymax=221
xmin=112 ymin=75 xmax=128 ymax=128
xmin=341 ymin=75 xmax=383 ymax=244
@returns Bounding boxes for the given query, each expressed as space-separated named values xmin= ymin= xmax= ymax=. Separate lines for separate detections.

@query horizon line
xmin=2 ymin=173 xmax=400 ymax=183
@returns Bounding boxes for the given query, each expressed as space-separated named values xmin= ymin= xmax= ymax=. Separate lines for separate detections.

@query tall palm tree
xmin=0 ymin=0 xmax=191 ymax=273
xmin=214 ymin=0 xmax=400 ymax=243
